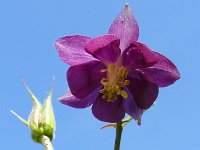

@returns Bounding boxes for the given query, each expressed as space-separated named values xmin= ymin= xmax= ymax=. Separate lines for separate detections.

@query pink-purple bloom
xmin=54 ymin=4 xmax=180 ymax=123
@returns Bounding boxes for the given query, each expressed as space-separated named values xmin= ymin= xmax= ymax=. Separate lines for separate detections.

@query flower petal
xmin=58 ymin=87 xmax=101 ymax=108
xmin=122 ymin=42 xmax=158 ymax=69
xmin=54 ymin=35 xmax=96 ymax=65
xmin=92 ymin=95 xmax=125 ymax=123
xmin=108 ymin=4 xmax=139 ymax=51
xmin=139 ymin=52 xmax=180 ymax=87
xmin=67 ymin=61 xmax=106 ymax=99
xmin=123 ymin=88 xmax=143 ymax=124
xmin=85 ymin=34 xmax=121 ymax=64
xmin=128 ymin=72 xmax=159 ymax=110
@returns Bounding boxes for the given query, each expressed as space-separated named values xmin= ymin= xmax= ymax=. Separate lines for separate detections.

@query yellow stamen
xmin=108 ymin=64 xmax=115 ymax=73
xmin=120 ymin=90 xmax=128 ymax=99
xmin=101 ymin=69 xmax=107 ymax=73
xmin=100 ymin=64 xmax=129 ymax=102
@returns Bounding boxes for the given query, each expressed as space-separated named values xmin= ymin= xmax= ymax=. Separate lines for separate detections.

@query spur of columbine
xmin=54 ymin=4 xmax=180 ymax=124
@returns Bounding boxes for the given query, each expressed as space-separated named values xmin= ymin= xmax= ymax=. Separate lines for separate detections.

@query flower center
xmin=100 ymin=64 xmax=129 ymax=102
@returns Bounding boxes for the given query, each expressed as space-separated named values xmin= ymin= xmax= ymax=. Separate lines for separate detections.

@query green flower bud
xmin=41 ymin=84 xmax=55 ymax=141
xmin=10 ymin=79 xmax=56 ymax=143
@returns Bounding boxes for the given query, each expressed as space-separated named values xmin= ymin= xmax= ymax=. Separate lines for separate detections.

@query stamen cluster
xmin=100 ymin=64 xmax=130 ymax=102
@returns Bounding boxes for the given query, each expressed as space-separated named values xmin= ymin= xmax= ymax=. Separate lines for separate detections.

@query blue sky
xmin=0 ymin=0 xmax=200 ymax=149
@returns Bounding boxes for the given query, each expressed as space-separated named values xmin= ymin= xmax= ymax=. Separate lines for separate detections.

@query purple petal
xmin=123 ymin=88 xmax=143 ymax=124
xmin=85 ymin=34 xmax=121 ymax=64
xmin=67 ymin=61 xmax=106 ymax=99
xmin=108 ymin=4 xmax=139 ymax=51
xmin=128 ymin=71 xmax=159 ymax=110
xmin=58 ymin=87 xmax=101 ymax=108
xmin=92 ymin=95 xmax=125 ymax=123
xmin=122 ymin=42 xmax=158 ymax=69
xmin=139 ymin=52 xmax=180 ymax=87
xmin=54 ymin=35 xmax=96 ymax=65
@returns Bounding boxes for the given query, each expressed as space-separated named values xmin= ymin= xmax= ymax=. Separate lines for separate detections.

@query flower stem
xmin=39 ymin=135 xmax=54 ymax=150
xmin=114 ymin=121 xmax=123 ymax=150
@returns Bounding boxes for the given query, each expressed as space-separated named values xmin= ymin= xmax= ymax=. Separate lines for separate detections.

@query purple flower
xmin=54 ymin=4 xmax=180 ymax=123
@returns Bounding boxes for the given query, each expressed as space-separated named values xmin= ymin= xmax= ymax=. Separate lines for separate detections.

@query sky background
xmin=0 ymin=0 xmax=200 ymax=149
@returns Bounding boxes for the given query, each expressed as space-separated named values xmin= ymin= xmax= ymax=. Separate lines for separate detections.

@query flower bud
xmin=10 ymin=79 xmax=56 ymax=143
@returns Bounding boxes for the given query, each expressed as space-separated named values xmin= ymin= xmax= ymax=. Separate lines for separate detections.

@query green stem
xmin=39 ymin=135 xmax=54 ymax=150
xmin=114 ymin=121 xmax=123 ymax=150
